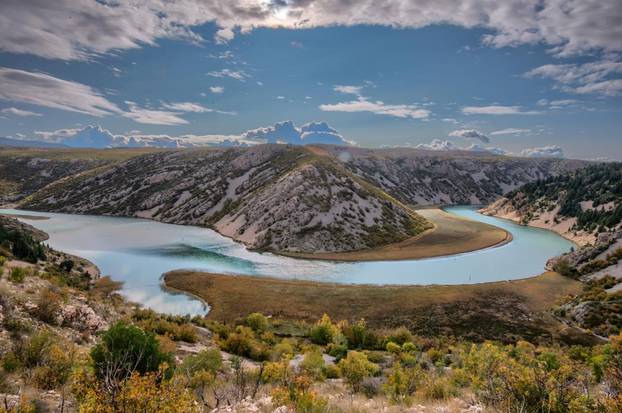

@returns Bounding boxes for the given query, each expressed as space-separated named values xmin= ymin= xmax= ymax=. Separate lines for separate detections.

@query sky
xmin=0 ymin=0 xmax=621 ymax=159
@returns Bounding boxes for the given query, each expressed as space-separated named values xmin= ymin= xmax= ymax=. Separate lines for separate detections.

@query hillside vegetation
xmin=483 ymin=162 xmax=622 ymax=244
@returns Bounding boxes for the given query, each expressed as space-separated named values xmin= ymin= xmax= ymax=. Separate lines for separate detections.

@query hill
xmin=2 ymin=145 xmax=586 ymax=254
xmin=482 ymin=162 xmax=622 ymax=245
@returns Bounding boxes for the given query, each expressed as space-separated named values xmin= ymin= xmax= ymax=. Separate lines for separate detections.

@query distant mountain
xmin=0 ymin=136 xmax=66 ymax=148
xmin=482 ymin=162 xmax=622 ymax=245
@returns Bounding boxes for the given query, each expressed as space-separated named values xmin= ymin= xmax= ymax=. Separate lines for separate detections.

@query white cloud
xmin=490 ymin=128 xmax=531 ymax=136
xmin=0 ymin=67 xmax=121 ymax=116
xmin=241 ymin=120 xmax=353 ymax=145
xmin=334 ymin=85 xmax=364 ymax=96
xmin=2 ymin=0 xmax=620 ymax=61
xmin=161 ymin=102 xmax=213 ymax=113
xmin=32 ymin=121 xmax=352 ymax=148
xmin=207 ymin=69 xmax=250 ymax=81
xmin=448 ymin=129 xmax=489 ymax=143
xmin=415 ymin=139 xmax=564 ymax=158
xmin=320 ymin=97 xmax=430 ymax=119
xmin=526 ymin=59 xmax=622 ymax=96
xmin=209 ymin=86 xmax=224 ymax=94
xmin=123 ymin=101 xmax=188 ymax=125
xmin=34 ymin=125 xmax=251 ymax=148
xmin=0 ymin=107 xmax=42 ymax=117
xmin=415 ymin=139 xmax=458 ymax=151
xmin=462 ymin=105 xmax=541 ymax=115
xmin=520 ymin=145 xmax=564 ymax=158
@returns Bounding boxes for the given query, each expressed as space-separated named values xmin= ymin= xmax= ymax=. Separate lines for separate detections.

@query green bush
xmin=91 ymin=321 xmax=173 ymax=381
xmin=309 ymin=314 xmax=337 ymax=345
xmin=10 ymin=267 xmax=26 ymax=283
xmin=246 ymin=312 xmax=269 ymax=333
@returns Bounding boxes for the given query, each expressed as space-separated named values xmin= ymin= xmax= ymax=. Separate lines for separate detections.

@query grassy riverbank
xmin=282 ymin=208 xmax=510 ymax=261
xmin=163 ymin=270 xmax=595 ymax=344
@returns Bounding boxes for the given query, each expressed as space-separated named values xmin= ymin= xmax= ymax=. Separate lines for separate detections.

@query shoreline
xmin=4 ymin=205 xmax=514 ymax=263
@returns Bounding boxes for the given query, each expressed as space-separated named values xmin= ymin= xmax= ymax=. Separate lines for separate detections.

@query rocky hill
xmin=482 ymin=162 xmax=622 ymax=245
xmin=5 ymin=144 xmax=587 ymax=254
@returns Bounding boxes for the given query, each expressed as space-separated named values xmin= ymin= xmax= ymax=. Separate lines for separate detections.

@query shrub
xmin=309 ymin=314 xmax=337 ymax=345
xmin=0 ymin=255 xmax=6 ymax=268
xmin=338 ymin=351 xmax=379 ymax=393
xmin=301 ymin=350 xmax=325 ymax=380
xmin=10 ymin=267 xmax=26 ymax=283
xmin=90 ymin=321 xmax=173 ymax=383
xmin=33 ymin=287 xmax=62 ymax=324
xmin=383 ymin=364 xmax=423 ymax=405
xmin=386 ymin=342 xmax=401 ymax=354
xmin=386 ymin=327 xmax=413 ymax=346
xmin=246 ymin=312 xmax=269 ymax=333
xmin=32 ymin=343 xmax=75 ymax=390
xmin=185 ymin=348 xmax=222 ymax=375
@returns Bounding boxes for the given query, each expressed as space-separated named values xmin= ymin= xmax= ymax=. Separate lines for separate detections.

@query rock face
xmin=14 ymin=144 xmax=586 ymax=253
xmin=0 ymin=149 xmax=109 ymax=202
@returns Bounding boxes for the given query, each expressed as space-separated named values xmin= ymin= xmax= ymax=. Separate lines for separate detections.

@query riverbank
xmin=163 ymin=270 xmax=596 ymax=344
xmin=281 ymin=208 xmax=511 ymax=261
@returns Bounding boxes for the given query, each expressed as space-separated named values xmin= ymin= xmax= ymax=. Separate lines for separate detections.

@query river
xmin=0 ymin=206 xmax=574 ymax=316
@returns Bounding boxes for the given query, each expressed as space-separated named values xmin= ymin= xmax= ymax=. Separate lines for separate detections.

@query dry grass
xmin=164 ymin=270 xmax=592 ymax=344
xmin=0 ymin=147 xmax=168 ymax=161
xmin=283 ymin=208 xmax=510 ymax=261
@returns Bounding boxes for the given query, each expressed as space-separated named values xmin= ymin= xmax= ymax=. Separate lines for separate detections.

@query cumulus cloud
xmin=209 ymin=86 xmax=224 ymax=94
xmin=415 ymin=139 xmax=459 ymax=151
xmin=1 ymin=1 xmax=620 ymax=61
xmin=30 ymin=121 xmax=353 ymax=148
xmin=415 ymin=139 xmax=564 ymax=158
xmin=0 ymin=107 xmax=42 ymax=117
xmin=0 ymin=67 xmax=121 ymax=116
xmin=462 ymin=105 xmax=541 ymax=115
xmin=207 ymin=69 xmax=250 ymax=81
xmin=241 ymin=120 xmax=353 ymax=145
xmin=490 ymin=128 xmax=531 ymax=136
xmin=33 ymin=125 xmax=250 ymax=148
xmin=526 ymin=59 xmax=622 ymax=96
xmin=448 ymin=129 xmax=489 ymax=143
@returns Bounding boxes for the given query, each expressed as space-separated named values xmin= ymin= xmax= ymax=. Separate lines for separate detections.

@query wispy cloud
xmin=209 ymin=86 xmax=224 ymax=94
xmin=0 ymin=67 xmax=121 ymax=116
xmin=323 ymin=83 xmax=429 ymax=119
xmin=207 ymin=69 xmax=250 ymax=81
xmin=123 ymin=101 xmax=188 ymax=125
xmin=320 ymin=98 xmax=430 ymax=120
xmin=0 ymin=107 xmax=42 ymax=117
xmin=526 ymin=59 xmax=622 ymax=96
xmin=490 ymin=128 xmax=532 ymax=136
xmin=462 ymin=105 xmax=541 ymax=115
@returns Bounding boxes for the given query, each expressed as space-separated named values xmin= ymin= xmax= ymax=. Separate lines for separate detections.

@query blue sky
xmin=0 ymin=1 xmax=621 ymax=159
